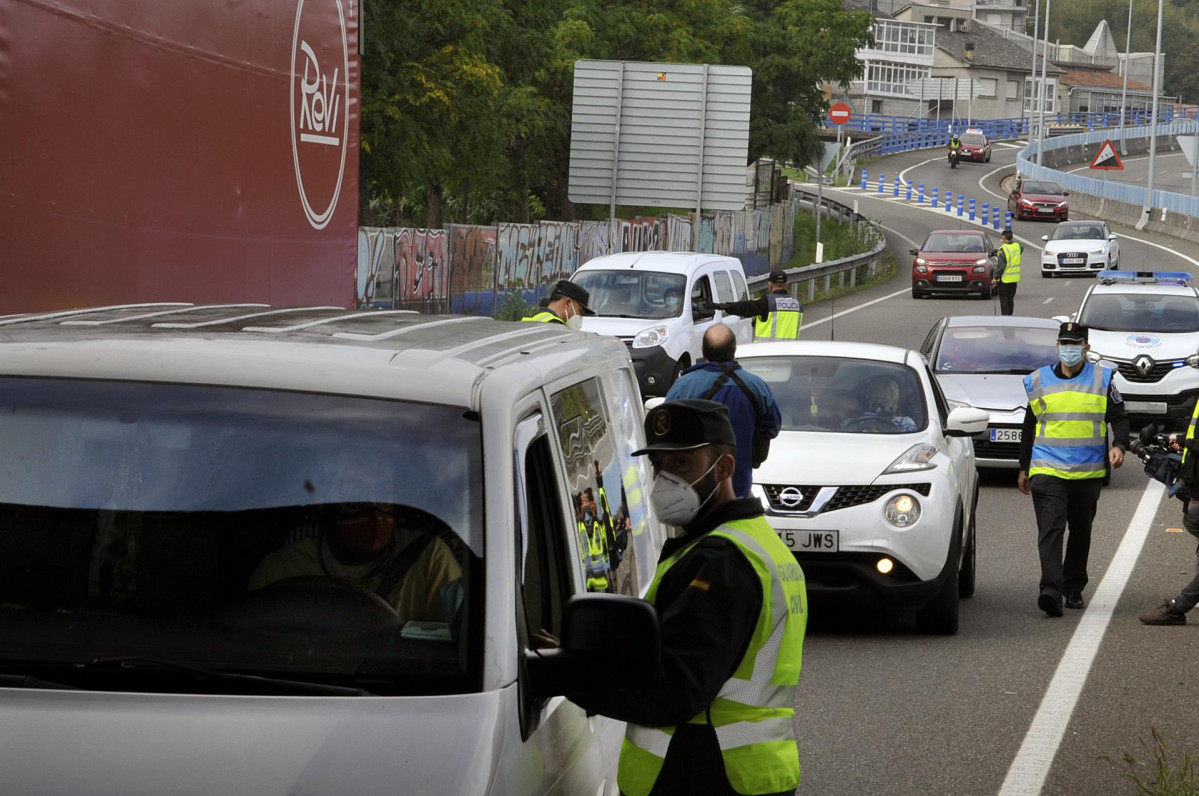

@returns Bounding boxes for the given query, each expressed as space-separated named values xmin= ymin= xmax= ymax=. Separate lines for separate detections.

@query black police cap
xmin=1057 ymin=321 xmax=1088 ymax=343
xmin=632 ymin=399 xmax=737 ymax=455
xmin=549 ymin=280 xmax=595 ymax=316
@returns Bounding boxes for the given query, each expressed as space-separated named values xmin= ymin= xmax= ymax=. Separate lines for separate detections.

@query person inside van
xmin=248 ymin=476 xmax=462 ymax=622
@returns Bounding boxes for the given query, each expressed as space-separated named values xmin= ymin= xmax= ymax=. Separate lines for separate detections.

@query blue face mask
xmin=1059 ymin=345 xmax=1084 ymax=367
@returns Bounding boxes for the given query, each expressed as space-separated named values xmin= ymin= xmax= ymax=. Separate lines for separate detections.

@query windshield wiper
xmin=80 ymin=657 xmax=374 ymax=696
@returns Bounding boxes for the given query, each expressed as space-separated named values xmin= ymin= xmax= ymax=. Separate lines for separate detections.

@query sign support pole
xmin=608 ymin=62 xmax=626 ymax=254
xmin=693 ymin=64 xmax=709 ymax=252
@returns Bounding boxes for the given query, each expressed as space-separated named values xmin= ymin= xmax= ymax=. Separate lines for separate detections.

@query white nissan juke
xmin=738 ymin=341 xmax=988 ymax=634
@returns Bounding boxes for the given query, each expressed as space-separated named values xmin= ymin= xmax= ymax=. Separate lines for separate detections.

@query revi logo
xmin=291 ymin=0 xmax=349 ymax=230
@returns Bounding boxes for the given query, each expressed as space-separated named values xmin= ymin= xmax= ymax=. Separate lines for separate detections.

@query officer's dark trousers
xmin=997 ymin=281 xmax=1017 ymax=316
xmin=1030 ymin=474 xmax=1103 ymax=596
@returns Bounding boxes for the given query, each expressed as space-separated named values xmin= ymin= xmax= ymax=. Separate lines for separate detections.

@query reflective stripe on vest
xmin=1000 ymin=242 xmax=1022 ymax=283
xmin=521 ymin=310 xmax=565 ymax=324
xmin=579 ymin=520 xmax=609 ymax=591
xmin=755 ymin=293 xmax=803 ymax=340
xmin=1024 ymin=363 xmax=1110 ymax=479
xmin=1185 ymin=407 xmax=1199 ymax=467
xmin=617 ymin=515 xmax=806 ymax=796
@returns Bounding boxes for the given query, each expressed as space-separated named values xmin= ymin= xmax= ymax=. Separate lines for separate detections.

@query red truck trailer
xmin=1 ymin=0 xmax=360 ymax=313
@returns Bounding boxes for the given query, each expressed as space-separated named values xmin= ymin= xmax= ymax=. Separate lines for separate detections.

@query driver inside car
xmin=248 ymin=495 xmax=462 ymax=623
xmin=842 ymin=377 xmax=918 ymax=433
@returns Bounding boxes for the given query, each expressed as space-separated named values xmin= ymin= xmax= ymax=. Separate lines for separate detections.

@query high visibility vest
xmin=1024 ymin=362 xmax=1111 ymax=479
xmin=617 ymin=516 xmax=807 ymax=796
xmin=754 ymin=293 xmax=803 ymax=340
xmin=1184 ymin=405 xmax=1199 ymax=468
xmin=579 ymin=520 xmax=610 ymax=591
xmin=521 ymin=310 xmax=565 ymax=324
xmin=999 ymin=242 xmax=1022 ymax=283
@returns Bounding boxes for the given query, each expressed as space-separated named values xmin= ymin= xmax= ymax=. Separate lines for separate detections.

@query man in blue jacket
xmin=666 ymin=324 xmax=781 ymax=497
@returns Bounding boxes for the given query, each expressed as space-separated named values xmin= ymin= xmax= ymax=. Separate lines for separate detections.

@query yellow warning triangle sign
xmin=1091 ymin=139 xmax=1124 ymax=170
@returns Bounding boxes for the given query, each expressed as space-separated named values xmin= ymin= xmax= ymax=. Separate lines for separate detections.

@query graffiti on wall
xmin=395 ymin=228 xmax=449 ymax=313
xmin=357 ymin=194 xmax=801 ymax=313
xmin=357 ymin=227 xmax=395 ymax=306
xmin=578 ymin=221 xmax=609 ymax=266
xmin=449 ymin=224 xmax=497 ymax=315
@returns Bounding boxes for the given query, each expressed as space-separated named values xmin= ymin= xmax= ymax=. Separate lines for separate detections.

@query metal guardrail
xmin=746 ymin=185 xmax=888 ymax=302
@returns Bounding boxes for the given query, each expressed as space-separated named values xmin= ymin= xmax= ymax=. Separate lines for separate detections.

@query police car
xmin=1063 ymin=271 xmax=1199 ymax=430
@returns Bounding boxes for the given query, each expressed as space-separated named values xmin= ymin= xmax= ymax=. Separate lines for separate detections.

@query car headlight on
xmin=1020 ymin=198 xmax=1035 ymax=207
xmin=633 ymin=326 xmax=670 ymax=348
xmin=915 ymin=257 xmax=928 ymax=265
xmin=1057 ymin=201 xmax=1068 ymax=208
xmin=1089 ymin=248 xmax=1105 ymax=255
xmin=883 ymin=443 xmax=938 ymax=474
xmin=974 ymin=258 xmax=989 ymax=266
xmin=884 ymin=493 xmax=922 ymax=527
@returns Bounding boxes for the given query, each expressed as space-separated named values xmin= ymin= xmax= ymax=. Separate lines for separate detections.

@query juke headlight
xmin=884 ymin=493 xmax=922 ymax=528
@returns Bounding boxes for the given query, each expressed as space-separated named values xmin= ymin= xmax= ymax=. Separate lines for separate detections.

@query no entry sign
xmin=829 ymin=102 xmax=852 ymax=126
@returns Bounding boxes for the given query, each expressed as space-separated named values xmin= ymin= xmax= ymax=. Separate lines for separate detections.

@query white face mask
xmin=563 ymin=302 xmax=584 ymax=331
xmin=649 ymin=459 xmax=720 ymax=525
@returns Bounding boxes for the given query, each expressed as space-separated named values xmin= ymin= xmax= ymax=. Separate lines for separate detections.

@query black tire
xmin=959 ymin=486 xmax=978 ymax=598
xmin=670 ymin=356 xmax=689 ymax=387
xmin=986 ymin=152 xmax=992 ymax=163
xmin=916 ymin=564 xmax=960 ymax=634
xmin=912 ymin=287 xmax=924 ymax=299
xmin=1041 ymin=270 xmax=1049 ymax=278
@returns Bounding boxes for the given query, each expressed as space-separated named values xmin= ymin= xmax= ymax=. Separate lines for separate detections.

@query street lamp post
xmin=1137 ymin=0 xmax=1165 ymax=231
xmin=1036 ymin=0 xmax=1053 ymax=167
xmin=1028 ymin=0 xmax=1040 ymax=142
xmin=1118 ymin=0 xmax=1132 ymax=153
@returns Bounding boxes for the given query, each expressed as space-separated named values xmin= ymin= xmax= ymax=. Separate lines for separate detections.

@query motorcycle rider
xmin=948 ymin=133 xmax=962 ymax=166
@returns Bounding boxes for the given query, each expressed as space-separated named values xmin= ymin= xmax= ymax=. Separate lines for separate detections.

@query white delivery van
xmin=571 ymin=251 xmax=756 ymax=396
xmin=0 ymin=305 xmax=667 ymax=795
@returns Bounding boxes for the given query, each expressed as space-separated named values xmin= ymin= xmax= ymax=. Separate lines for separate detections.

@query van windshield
xmin=571 ymin=270 xmax=688 ymax=319
xmin=0 ymin=378 xmax=483 ymax=696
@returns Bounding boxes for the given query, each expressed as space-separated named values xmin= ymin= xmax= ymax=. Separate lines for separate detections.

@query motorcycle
xmin=948 ymin=146 xmax=960 ymax=169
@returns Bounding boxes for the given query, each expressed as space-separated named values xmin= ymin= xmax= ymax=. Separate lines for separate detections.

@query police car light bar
xmin=1099 ymin=270 xmax=1194 ymax=285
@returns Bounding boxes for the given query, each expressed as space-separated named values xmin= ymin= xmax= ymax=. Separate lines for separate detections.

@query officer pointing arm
xmin=712 ymin=270 xmax=804 ymax=340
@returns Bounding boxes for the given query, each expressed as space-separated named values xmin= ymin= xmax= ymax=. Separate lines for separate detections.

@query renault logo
xmin=1134 ymin=355 xmax=1155 ymax=377
xmin=778 ymin=487 xmax=805 ymax=508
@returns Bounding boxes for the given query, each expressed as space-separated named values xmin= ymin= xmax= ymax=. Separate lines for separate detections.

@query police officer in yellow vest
xmin=713 ymin=270 xmax=803 ymax=340
xmin=1018 ymin=322 xmax=1128 ymax=617
xmin=578 ymin=486 xmax=612 ymax=592
xmin=993 ymin=229 xmax=1022 ymax=316
xmin=568 ymin=399 xmax=807 ymax=796
xmin=521 ymin=279 xmax=594 ymax=328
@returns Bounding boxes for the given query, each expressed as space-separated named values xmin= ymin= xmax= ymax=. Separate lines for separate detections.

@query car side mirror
xmin=989 ymin=249 xmax=999 ymax=257
xmin=945 ymin=406 xmax=989 ymax=438
xmin=525 ymin=594 xmax=660 ymax=699
xmin=1062 ymin=191 xmax=1070 ymax=196
xmin=909 ymin=248 xmax=919 ymax=256
xmin=1109 ymin=234 xmax=1118 ymax=241
xmin=1040 ymin=235 xmax=1050 ymax=242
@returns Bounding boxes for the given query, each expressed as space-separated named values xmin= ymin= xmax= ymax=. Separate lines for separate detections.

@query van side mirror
xmin=525 ymin=594 xmax=660 ymax=699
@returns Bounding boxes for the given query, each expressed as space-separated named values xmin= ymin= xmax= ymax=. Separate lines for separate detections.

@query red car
xmin=910 ymin=230 xmax=999 ymax=300
xmin=958 ymin=129 xmax=991 ymax=163
xmin=1009 ymin=178 xmax=1070 ymax=221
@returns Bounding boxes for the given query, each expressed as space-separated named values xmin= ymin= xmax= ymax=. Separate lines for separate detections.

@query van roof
xmin=574 ymin=250 xmax=744 ymax=276
xmin=0 ymin=304 xmax=630 ymax=406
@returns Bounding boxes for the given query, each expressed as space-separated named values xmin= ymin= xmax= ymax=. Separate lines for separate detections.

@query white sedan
xmin=1039 ymin=220 xmax=1120 ymax=277
xmin=738 ymin=341 xmax=989 ymax=635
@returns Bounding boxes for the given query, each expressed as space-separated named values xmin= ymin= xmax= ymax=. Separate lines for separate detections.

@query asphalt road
xmin=789 ymin=141 xmax=1199 ymax=795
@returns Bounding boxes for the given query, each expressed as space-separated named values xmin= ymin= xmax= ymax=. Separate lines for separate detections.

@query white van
xmin=571 ymin=251 xmax=756 ymax=396
xmin=0 ymin=305 xmax=666 ymax=794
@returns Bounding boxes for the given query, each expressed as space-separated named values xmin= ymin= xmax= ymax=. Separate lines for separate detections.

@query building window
xmin=865 ymin=62 xmax=933 ymax=98
xmin=871 ymin=99 xmax=884 ymax=114
xmin=870 ymin=19 xmax=936 ymax=59
xmin=1023 ymin=78 xmax=1057 ymax=113
xmin=1007 ymin=80 xmax=1020 ymax=100
xmin=978 ymin=78 xmax=998 ymax=98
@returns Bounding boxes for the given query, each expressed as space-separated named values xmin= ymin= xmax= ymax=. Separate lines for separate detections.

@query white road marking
xmin=998 ymin=480 xmax=1166 ymax=796
xmin=1042 ymin=297 xmax=1054 ymax=304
